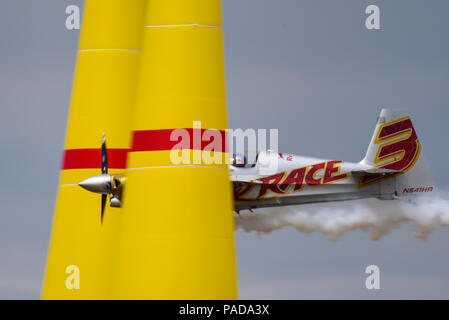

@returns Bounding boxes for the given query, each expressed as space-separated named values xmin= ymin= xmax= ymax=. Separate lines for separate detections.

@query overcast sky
xmin=1 ymin=0 xmax=449 ymax=299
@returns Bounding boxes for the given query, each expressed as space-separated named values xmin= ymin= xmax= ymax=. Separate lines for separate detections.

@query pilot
xmin=231 ymin=154 xmax=247 ymax=167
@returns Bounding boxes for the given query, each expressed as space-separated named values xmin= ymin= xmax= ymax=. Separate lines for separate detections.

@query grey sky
xmin=1 ymin=0 xmax=449 ymax=299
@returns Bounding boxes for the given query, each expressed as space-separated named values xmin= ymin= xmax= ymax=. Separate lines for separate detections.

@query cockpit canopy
xmin=230 ymin=150 xmax=277 ymax=169
xmin=231 ymin=154 xmax=247 ymax=167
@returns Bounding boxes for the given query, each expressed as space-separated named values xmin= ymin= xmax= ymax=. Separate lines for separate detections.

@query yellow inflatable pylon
xmin=42 ymin=0 xmax=147 ymax=299
xmin=111 ymin=0 xmax=238 ymax=299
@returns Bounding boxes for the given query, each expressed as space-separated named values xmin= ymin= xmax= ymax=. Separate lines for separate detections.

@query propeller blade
xmin=101 ymin=134 xmax=108 ymax=174
xmin=101 ymin=194 xmax=107 ymax=224
xmin=101 ymin=135 xmax=109 ymax=224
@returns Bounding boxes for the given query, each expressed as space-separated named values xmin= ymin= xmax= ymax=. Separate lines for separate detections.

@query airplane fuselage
xmin=231 ymin=151 xmax=401 ymax=211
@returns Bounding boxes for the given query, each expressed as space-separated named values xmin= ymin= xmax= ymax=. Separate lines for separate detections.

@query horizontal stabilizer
xmin=351 ymin=168 xmax=402 ymax=175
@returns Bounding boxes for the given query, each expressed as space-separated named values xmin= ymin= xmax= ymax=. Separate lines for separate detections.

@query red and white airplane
xmin=231 ymin=109 xmax=435 ymax=212
xmin=79 ymin=109 xmax=435 ymax=217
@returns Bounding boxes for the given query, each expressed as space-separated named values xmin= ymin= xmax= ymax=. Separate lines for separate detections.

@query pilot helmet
xmin=232 ymin=154 xmax=247 ymax=167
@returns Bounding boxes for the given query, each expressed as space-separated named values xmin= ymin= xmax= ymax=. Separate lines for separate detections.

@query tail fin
xmin=360 ymin=109 xmax=436 ymax=197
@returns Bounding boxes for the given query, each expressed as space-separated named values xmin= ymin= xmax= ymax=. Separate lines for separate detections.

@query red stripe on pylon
xmin=62 ymin=149 xmax=128 ymax=170
xmin=131 ymin=129 xmax=227 ymax=152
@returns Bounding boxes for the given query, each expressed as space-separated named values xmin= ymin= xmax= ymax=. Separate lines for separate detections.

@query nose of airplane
xmin=79 ymin=174 xmax=111 ymax=194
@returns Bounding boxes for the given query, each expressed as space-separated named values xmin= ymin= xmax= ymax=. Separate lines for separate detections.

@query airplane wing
xmin=232 ymin=180 xmax=373 ymax=212
xmin=351 ymin=168 xmax=403 ymax=174
xmin=232 ymin=167 xmax=404 ymax=212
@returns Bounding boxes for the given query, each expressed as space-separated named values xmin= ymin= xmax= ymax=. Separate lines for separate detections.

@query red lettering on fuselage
xmin=305 ymin=162 xmax=326 ymax=185
xmin=256 ymin=161 xmax=348 ymax=199
xmin=257 ymin=172 xmax=285 ymax=198
xmin=279 ymin=167 xmax=307 ymax=193
xmin=323 ymin=161 xmax=348 ymax=184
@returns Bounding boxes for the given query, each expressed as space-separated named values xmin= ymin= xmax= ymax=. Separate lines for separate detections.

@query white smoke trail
xmin=235 ymin=194 xmax=449 ymax=241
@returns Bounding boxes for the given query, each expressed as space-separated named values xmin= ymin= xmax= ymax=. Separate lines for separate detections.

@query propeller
xmin=101 ymin=134 xmax=108 ymax=175
xmin=78 ymin=134 xmax=119 ymax=224
xmin=101 ymin=194 xmax=107 ymax=223
xmin=101 ymin=134 xmax=108 ymax=224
